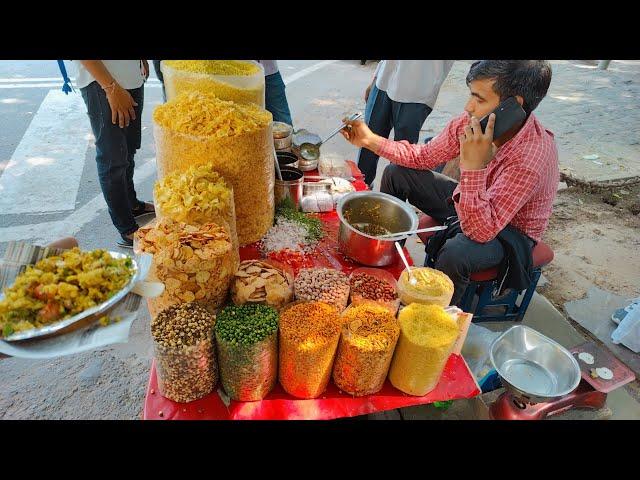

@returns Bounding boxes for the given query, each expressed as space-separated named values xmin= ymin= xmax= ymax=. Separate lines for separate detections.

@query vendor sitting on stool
xmin=341 ymin=60 xmax=558 ymax=307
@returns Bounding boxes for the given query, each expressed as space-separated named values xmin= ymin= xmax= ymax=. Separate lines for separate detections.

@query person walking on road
xmin=358 ymin=60 xmax=455 ymax=188
xmin=76 ymin=60 xmax=155 ymax=248
xmin=258 ymin=60 xmax=293 ymax=127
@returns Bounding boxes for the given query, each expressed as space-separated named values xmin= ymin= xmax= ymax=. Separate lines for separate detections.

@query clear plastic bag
xmin=388 ymin=304 xmax=460 ymax=396
xmin=349 ymin=267 xmax=400 ymax=316
xmin=278 ymin=301 xmax=342 ymax=398
xmin=461 ymin=322 xmax=502 ymax=380
xmin=161 ymin=60 xmax=265 ymax=107
xmin=396 ymin=267 xmax=454 ymax=307
xmin=612 ymin=303 xmax=640 ymax=353
xmin=318 ymin=156 xmax=351 ymax=179
xmin=332 ymin=302 xmax=400 ymax=396
xmin=155 ymin=333 xmax=218 ymax=403
xmin=216 ymin=331 xmax=278 ymax=401
xmin=153 ymin=121 xmax=275 ymax=246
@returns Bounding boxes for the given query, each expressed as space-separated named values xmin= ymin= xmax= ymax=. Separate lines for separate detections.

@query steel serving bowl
xmin=490 ymin=325 xmax=581 ymax=403
xmin=1 ymin=252 xmax=141 ymax=342
xmin=336 ymin=191 xmax=418 ymax=267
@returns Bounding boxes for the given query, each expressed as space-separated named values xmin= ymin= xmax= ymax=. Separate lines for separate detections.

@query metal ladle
xmin=299 ymin=112 xmax=363 ymax=162
xmin=394 ymin=241 xmax=417 ymax=286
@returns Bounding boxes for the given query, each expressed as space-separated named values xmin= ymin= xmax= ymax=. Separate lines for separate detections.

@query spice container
xmin=294 ymin=268 xmax=350 ymax=311
xmin=349 ymin=267 xmax=400 ymax=315
xmin=279 ymin=301 xmax=342 ymax=398
xmin=161 ymin=60 xmax=265 ymax=107
xmin=274 ymin=166 xmax=304 ymax=210
xmin=215 ymin=304 xmax=279 ymax=401
xmin=153 ymin=91 xmax=274 ymax=245
xmin=276 ymin=151 xmax=298 ymax=169
xmin=135 ymin=219 xmax=235 ymax=319
xmin=332 ymin=302 xmax=400 ymax=396
xmin=388 ymin=303 xmax=460 ymax=396
xmin=397 ymin=267 xmax=454 ymax=307
xmin=152 ymin=303 xmax=217 ymax=403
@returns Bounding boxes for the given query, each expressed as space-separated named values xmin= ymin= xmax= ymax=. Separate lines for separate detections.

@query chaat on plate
xmin=0 ymin=248 xmax=134 ymax=337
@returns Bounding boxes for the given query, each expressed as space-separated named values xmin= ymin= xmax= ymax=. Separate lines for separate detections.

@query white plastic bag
xmin=611 ymin=303 xmax=640 ymax=353
xmin=461 ymin=323 xmax=502 ymax=380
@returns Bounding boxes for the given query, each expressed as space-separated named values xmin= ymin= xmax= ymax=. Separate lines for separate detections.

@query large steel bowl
xmin=490 ymin=325 xmax=581 ymax=403
xmin=337 ymin=191 xmax=418 ymax=267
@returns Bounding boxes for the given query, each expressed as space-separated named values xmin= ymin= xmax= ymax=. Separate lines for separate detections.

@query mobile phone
xmin=479 ymin=97 xmax=526 ymax=139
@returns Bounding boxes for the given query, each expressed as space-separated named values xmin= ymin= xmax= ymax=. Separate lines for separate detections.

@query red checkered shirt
xmin=376 ymin=112 xmax=559 ymax=243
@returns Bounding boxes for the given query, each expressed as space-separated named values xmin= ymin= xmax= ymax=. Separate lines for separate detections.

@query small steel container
xmin=275 ymin=166 xmax=304 ymax=209
xmin=337 ymin=191 xmax=418 ymax=267
xmin=273 ymin=122 xmax=293 ymax=150
xmin=277 ymin=151 xmax=299 ymax=170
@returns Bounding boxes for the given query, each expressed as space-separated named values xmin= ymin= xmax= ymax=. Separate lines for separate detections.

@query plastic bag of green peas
xmin=214 ymin=304 xmax=279 ymax=401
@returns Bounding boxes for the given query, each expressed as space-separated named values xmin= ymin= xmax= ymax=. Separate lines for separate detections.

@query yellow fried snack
xmin=135 ymin=219 xmax=235 ymax=318
xmin=388 ymin=303 xmax=460 ymax=396
xmin=397 ymin=267 xmax=454 ymax=307
xmin=0 ymin=248 xmax=134 ymax=337
xmin=162 ymin=60 xmax=264 ymax=106
xmin=154 ymin=164 xmax=239 ymax=268
xmin=153 ymin=92 xmax=274 ymax=245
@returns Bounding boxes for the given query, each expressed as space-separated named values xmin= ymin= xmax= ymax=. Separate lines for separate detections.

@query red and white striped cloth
xmin=376 ymin=112 xmax=559 ymax=243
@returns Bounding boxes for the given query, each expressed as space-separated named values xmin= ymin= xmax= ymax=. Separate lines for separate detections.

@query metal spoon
xmin=378 ymin=225 xmax=448 ymax=239
xmin=394 ymin=241 xmax=417 ymax=285
xmin=299 ymin=112 xmax=363 ymax=161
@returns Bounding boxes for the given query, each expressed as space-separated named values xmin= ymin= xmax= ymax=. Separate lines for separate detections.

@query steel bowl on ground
xmin=490 ymin=325 xmax=581 ymax=403
xmin=336 ymin=191 xmax=418 ymax=267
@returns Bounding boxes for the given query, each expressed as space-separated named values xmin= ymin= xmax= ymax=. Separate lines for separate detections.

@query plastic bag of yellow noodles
xmin=161 ymin=60 xmax=265 ymax=107
xmin=154 ymin=164 xmax=239 ymax=269
xmin=332 ymin=302 xmax=400 ymax=396
xmin=134 ymin=219 xmax=235 ymax=319
xmin=153 ymin=92 xmax=274 ymax=245
xmin=388 ymin=303 xmax=460 ymax=396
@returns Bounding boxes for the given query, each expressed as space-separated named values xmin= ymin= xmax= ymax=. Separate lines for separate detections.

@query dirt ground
xmin=539 ymin=183 xmax=640 ymax=313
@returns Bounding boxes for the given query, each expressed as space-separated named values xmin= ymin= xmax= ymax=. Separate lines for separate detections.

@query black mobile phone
xmin=479 ymin=96 xmax=526 ymax=139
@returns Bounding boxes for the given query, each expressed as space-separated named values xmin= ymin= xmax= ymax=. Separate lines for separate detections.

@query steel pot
xmin=337 ymin=191 xmax=418 ymax=267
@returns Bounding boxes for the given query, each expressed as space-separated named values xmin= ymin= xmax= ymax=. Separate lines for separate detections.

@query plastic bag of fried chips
xmin=134 ymin=219 xmax=235 ymax=318
xmin=231 ymin=259 xmax=294 ymax=309
xmin=154 ymin=164 xmax=239 ymax=270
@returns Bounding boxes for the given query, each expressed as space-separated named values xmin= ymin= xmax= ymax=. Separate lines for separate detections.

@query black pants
xmin=357 ymin=85 xmax=432 ymax=187
xmin=152 ymin=60 xmax=166 ymax=102
xmin=380 ymin=164 xmax=506 ymax=305
xmin=80 ymin=81 xmax=144 ymax=236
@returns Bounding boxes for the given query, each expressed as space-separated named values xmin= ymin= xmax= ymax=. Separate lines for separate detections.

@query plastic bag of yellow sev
xmin=279 ymin=301 xmax=342 ymax=399
xmin=153 ymin=92 xmax=274 ymax=245
xmin=332 ymin=302 xmax=400 ymax=396
xmin=388 ymin=303 xmax=460 ymax=396
xmin=161 ymin=60 xmax=265 ymax=107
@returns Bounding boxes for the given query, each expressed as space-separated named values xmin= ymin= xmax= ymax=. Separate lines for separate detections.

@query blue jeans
xmin=80 ymin=81 xmax=144 ymax=236
xmin=357 ymin=84 xmax=432 ymax=187
xmin=152 ymin=60 xmax=166 ymax=102
xmin=265 ymin=71 xmax=292 ymax=126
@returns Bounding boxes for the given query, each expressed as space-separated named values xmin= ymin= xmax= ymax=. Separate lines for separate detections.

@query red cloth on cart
xmin=142 ymin=161 xmax=480 ymax=420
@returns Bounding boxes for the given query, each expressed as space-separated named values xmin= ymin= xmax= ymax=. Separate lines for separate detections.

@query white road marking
xmin=0 ymin=158 xmax=158 ymax=244
xmin=0 ymin=60 xmax=341 ymax=243
xmin=0 ymin=90 xmax=91 ymax=214
xmin=282 ymin=60 xmax=338 ymax=85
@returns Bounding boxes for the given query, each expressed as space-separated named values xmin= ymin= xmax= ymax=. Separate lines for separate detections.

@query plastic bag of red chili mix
xmin=349 ymin=267 xmax=401 ymax=316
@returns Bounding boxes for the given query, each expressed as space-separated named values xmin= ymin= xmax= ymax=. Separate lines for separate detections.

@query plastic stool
xmin=417 ymin=215 xmax=554 ymax=322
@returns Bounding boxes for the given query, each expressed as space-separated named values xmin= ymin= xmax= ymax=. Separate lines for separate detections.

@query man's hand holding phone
xmin=459 ymin=113 xmax=497 ymax=171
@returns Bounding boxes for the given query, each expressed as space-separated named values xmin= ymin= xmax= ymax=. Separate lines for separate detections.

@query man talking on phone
xmin=341 ymin=61 xmax=558 ymax=306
